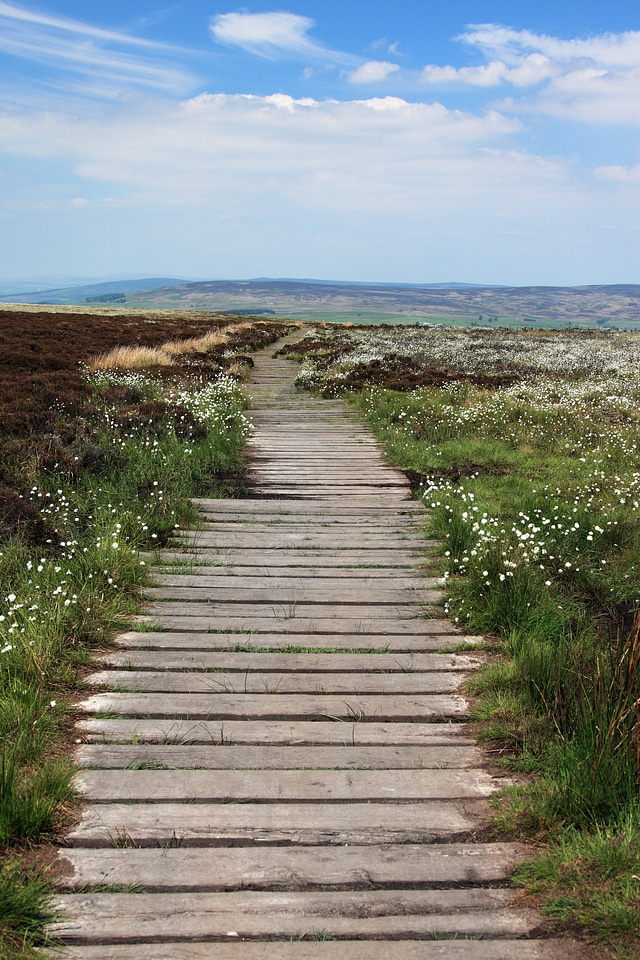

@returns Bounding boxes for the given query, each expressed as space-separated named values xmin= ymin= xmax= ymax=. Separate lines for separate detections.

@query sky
xmin=0 ymin=0 xmax=639 ymax=286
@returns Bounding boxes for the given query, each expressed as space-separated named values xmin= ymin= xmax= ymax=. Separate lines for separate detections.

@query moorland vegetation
xmin=0 ymin=308 xmax=292 ymax=959
xmin=281 ymin=323 xmax=640 ymax=955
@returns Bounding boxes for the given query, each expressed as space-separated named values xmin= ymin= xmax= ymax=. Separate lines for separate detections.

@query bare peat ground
xmin=49 ymin=338 xmax=588 ymax=958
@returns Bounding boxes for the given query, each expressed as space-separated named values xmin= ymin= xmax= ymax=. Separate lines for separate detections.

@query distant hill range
xmin=2 ymin=277 xmax=639 ymax=327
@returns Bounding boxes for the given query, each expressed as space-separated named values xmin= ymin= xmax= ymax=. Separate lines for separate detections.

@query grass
xmin=0 ymin=860 xmax=57 ymax=958
xmin=291 ymin=322 xmax=640 ymax=955
xmin=514 ymin=824 xmax=640 ymax=953
xmin=0 ymin=343 xmax=263 ymax=957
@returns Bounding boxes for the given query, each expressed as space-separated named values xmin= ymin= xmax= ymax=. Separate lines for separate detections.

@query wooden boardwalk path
xmin=53 ymin=341 xmax=581 ymax=958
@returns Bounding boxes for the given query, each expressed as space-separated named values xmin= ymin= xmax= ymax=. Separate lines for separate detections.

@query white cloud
xmin=348 ymin=61 xmax=400 ymax=84
xmin=461 ymin=23 xmax=640 ymax=69
xmin=0 ymin=90 xmax=635 ymax=283
xmin=419 ymin=24 xmax=640 ymax=125
xmin=0 ymin=0 xmax=193 ymax=95
xmin=210 ymin=11 xmax=358 ymax=65
xmin=0 ymin=93 xmax=524 ymax=209
xmin=421 ymin=54 xmax=557 ymax=88
xmin=594 ymin=163 xmax=640 ymax=183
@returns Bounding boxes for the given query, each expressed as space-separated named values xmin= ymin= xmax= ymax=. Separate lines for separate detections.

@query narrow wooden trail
xmin=53 ymin=340 xmax=581 ymax=958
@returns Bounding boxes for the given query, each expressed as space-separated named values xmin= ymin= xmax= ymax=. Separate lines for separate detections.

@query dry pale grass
xmin=89 ymin=345 xmax=174 ymax=370
xmin=162 ymin=330 xmax=229 ymax=356
xmin=88 ymin=328 xmax=234 ymax=370
xmin=228 ymin=359 xmax=250 ymax=378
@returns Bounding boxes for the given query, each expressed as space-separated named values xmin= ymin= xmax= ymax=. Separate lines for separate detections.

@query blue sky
xmin=0 ymin=1 xmax=638 ymax=285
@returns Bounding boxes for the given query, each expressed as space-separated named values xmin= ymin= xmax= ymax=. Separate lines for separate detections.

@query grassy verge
xmin=0 ymin=318 xmax=290 ymax=958
xmin=286 ymin=324 xmax=640 ymax=956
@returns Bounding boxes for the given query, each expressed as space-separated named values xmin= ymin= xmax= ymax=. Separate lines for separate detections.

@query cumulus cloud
xmin=348 ymin=61 xmax=400 ymax=84
xmin=0 ymin=0 xmax=193 ymax=95
xmin=420 ymin=23 xmax=640 ymax=124
xmin=210 ymin=11 xmax=358 ymax=65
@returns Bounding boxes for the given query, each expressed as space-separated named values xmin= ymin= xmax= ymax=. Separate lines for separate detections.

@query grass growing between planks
xmin=290 ymin=323 xmax=640 ymax=955
xmin=0 ymin=341 xmax=267 ymax=957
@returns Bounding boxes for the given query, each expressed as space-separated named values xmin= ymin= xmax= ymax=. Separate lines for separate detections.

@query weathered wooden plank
xmin=138 ymin=616 xmax=441 ymax=635
xmin=51 ymin=896 xmax=538 ymax=942
xmin=78 ymin=691 xmax=469 ymax=720
xmin=50 ymin=889 xmax=521 ymax=941
xmin=198 ymin=514 xmax=421 ymax=523
xmin=176 ymin=533 xmax=421 ymax=548
xmin=149 ymin=567 xmax=430 ymax=580
xmin=197 ymin=522 xmax=423 ymax=534
xmin=152 ymin=545 xmax=427 ymax=577
xmin=86 ymin=669 xmax=465 ymax=695
xmin=75 ymin=743 xmax=485 ymax=769
xmin=150 ymin=574 xmax=434 ymax=589
xmin=144 ymin=587 xmax=439 ymax=605
xmin=77 ymin=718 xmax=476 ymax=746
xmin=149 ymin=561 xmax=430 ymax=577
xmin=192 ymin=496 xmax=423 ymax=508
xmin=75 ymin=768 xmax=501 ymax=802
xmin=57 ymin=842 xmax=527 ymax=890
xmin=101 ymin=651 xmax=481 ymax=673
xmin=191 ymin=500 xmax=424 ymax=516
xmin=66 ymin=800 xmax=486 ymax=846
xmin=115 ymin=631 xmax=481 ymax=652
xmin=147 ymin=604 xmax=436 ymax=620
xmin=50 ymin=940 xmax=586 ymax=959
xmin=152 ymin=552 xmax=429 ymax=567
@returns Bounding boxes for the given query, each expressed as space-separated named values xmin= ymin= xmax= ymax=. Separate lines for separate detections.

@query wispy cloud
xmin=0 ymin=0 xmax=194 ymax=96
xmin=210 ymin=11 xmax=359 ymax=65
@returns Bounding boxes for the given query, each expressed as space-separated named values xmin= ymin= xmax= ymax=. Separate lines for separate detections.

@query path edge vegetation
xmin=0 ymin=315 xmax=295 ymax=959
xmin=279 ymin=324 xmax=640 ymax=959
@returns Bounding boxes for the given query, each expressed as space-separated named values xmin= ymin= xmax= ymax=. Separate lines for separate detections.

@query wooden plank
xmin=144 ymin=602 xmax=432 ymax=619
xmin=134 ymin=620 xmax=444 ymax=632
xmin=144 ymin=586 xmax=439 ymax=604
xmin=74 ymin=768 xmax=501 ymax=802
xmin=197 ymin=521 xmax=423 ymax=533
xmin=176 ymin=533 xmax=421 ymax=548
xmin=50 ymin=940 xmax=586 ymax=959
xmin=149 ymin=567 xmax=430 ymax=580
xmin=194 ymin=515 xmax=423 ymax=526
xmin=86 ymin=669 xmax=465 ymax=695
xmin=51 ymin=897 xmax=538 ymax=942
xmin=77 ymin=719 xmax=476 ymax=746
xmin=75 ymin=744 xmax=485 ymax=770
xmin=191 ymin=500 xmax=424 ymax=516
xmin=138 ymin=616 xmax=441 ymax=635
xmin=66 ymin=800 xmax=486 ymax=846
xmin=150 ymin=574 xmax=434 ymax=588
xmin=150 ymin=564 xmax=428 ymax=587
xmin=101 ymin=651 xmax=481 ymax=673
xmin=51 ymin=887 xmax=517 ymax=928
xmin=152 ymin=553 xmax=429 ymax=567
xmin=58 ymin=842 xmax=527 ymax=890
xmin=78 ymin=691 xmax=469 ymax=720
xmin=115 ymin=631 xmax=481 ymax=652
